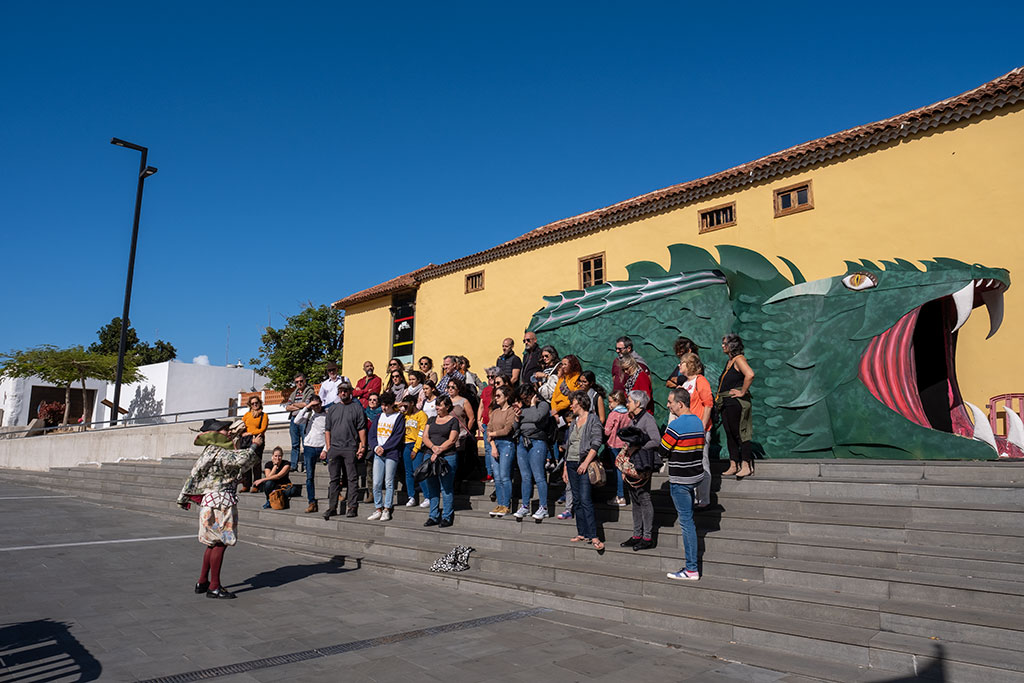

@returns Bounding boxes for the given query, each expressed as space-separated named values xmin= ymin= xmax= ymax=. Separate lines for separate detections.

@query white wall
xmin=100 ymin=361 xmax=269 ymax=426
xmin=1 ymin=375 xmax=108 ymax=428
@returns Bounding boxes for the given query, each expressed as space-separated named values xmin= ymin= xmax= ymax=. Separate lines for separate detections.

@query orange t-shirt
xmin=684 ymin=375 xmax=714 ymax=429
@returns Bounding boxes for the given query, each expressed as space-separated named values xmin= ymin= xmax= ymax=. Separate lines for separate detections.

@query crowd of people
xmin=240 ymin=332 xmax=756 ymax=582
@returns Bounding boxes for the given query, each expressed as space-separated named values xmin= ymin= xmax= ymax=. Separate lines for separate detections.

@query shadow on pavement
xmin=230 ymin=554 xmax=357 ymax=594
xmin=873 ymin=644 xmax=947 ymax=681
xmin=0 ymin=618 xmax=102 ymax=682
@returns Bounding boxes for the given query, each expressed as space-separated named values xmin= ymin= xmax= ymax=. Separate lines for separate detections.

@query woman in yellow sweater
xmin=399 ymin=394 xmax=430 ymax=507
xmin=239 ymin=396 xmax=269 ymax=491
xmin=550 ymin=355 xmax=584 ymax=418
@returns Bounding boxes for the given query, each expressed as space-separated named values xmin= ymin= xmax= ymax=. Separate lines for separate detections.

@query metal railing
xmin=0 ymin=406 xmax=288 ymax=440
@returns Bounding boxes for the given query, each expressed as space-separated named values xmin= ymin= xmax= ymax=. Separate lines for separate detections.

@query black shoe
xmin=346 ymin=509 xmax=358 ymax=518
xmin=620 ymin=537 xmax=640 ymax=548
xmin=439 ymin=517 xmax=454 ymax=528
xmin=323 ymin=509 xmax=335 ymax=521
xmin=206 ymin=587 xmax=236 ymax=599
xmin=423 ymin=518 xmax=440 ymax=527
xmin=633 ymin=539 xmax=654 ymax=552
xmin=195 ymin=581 xmax=209 ymax=594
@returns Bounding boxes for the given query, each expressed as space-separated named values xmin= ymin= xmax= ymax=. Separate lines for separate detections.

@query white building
xmin=1 ymin=360 xmax=269 ymax=429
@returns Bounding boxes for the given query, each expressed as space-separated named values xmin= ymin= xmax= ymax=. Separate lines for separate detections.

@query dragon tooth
xmin=951 ymin=282 xmax=974 ymax=333
xmin=1005 ymin=406 xmax=1024 ymax=452
xmin=965 ymin=402 xmax=998 ymax=451
xmin=981 ymin=288 xmax=1005 ymax=339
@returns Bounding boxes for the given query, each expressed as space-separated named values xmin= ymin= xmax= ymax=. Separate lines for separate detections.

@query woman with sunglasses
xmin=387 ymin=368 xmax=408 ymax=403
xmin=418 ymin=356 xmax=438 ymax=384
xmin=239 ymin=396 xmax=268 ymax=492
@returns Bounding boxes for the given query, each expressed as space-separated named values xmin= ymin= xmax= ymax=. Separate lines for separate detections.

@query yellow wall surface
xmin=341 ymin=105 xmax=1024 ymax=408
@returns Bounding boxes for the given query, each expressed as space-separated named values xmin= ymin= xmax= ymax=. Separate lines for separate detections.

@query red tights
xmin=199 ymin=544 xmax=227 ymax=590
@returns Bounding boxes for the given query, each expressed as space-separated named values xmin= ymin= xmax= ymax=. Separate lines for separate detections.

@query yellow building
xmin=334 ymin=67 xmax=1024 ymax=416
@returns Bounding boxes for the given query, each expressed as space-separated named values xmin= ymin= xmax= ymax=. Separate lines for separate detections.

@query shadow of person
xmin=0 ymin=618 xmax=102 ymax=682
xmin=229 ymin=554 xmax=357 ymax=594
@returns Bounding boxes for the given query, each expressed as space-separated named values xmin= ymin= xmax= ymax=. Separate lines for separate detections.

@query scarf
xmin=625 ymin=371 xmax=639 ymax=392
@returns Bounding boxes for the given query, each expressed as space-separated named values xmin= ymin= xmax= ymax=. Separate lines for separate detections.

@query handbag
xmin=587 ymin=460 xmax=606 ymax=486
xmin=268 ymin=487 xmax=289 ymax=510
xmin=413 ymin=456 xmax=452 ymax=483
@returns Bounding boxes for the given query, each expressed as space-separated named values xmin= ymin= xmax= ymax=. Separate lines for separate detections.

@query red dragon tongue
xmin=859 ymin=307 xmax=930 ymax=428
xmin=995 ymin=437 xmax=1024 ymax=459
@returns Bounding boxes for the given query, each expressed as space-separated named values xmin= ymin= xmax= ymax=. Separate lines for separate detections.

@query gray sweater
xmin=519 ymin=400 xmax=552 ymax=441
xmin=565 ymin=413 xmax=605 ymax=462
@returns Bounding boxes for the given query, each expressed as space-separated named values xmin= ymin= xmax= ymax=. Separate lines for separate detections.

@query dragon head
xmin=763 ymin=258 xmax=1016 ymax=459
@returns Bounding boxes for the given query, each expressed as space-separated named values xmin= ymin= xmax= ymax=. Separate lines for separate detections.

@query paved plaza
xmin=0 ymin=480 xmax=827 ymax=683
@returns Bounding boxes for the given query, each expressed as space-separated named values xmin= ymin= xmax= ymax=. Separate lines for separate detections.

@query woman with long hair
xmin=513 ymin=383 xmax=552 ymax=521
xmin=535 ymin=345 xmax=560 ymax=400
xmin=550 ymin=355 xmax=584 ymax=417
xmin=719 ymin=334 xmax=755 ymax=478
xmin=387 ymin=368 xmax=408 ymax=403
xmin=405 ymin=370 xmax=426 ymax=409
xmin=239 ymin=396 xmax=268 ymax=491
xmin=579 ymin=370 xmax=607 ymax=424
xmin=666 ymin=337 xmax=700 ymax=388
xmin=418 ymin=356 xmax=439 ymax=384
xmin=679 ymin=352 xmax=714 ymax=506
xmin=421 ymin=380 xmax=439 ymax=419
xmin=486 ymin=385 xmax=516 ymax=517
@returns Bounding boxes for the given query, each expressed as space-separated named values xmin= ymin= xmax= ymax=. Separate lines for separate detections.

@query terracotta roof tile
xmin=333 ymin=66 xmax=1024 ymax=310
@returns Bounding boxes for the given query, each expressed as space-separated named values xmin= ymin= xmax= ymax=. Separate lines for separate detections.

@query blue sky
xmin=2 ymin=2 xmax=1021 ymax=367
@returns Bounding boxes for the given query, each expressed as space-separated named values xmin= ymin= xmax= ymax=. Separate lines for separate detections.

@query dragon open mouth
xmin=858 ymin=278 xmax=1022 ymax=457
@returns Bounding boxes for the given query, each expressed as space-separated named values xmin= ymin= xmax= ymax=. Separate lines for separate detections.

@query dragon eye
xmin=842 ymin=272 xmax=878 ymax=291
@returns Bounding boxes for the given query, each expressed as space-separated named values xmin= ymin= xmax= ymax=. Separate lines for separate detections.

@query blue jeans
xmin=491 ymin=439 xmax=515 ymax=508
xmin=610 ymin=447 xmax=624 ymax=498
xmin=373 ymin=456 xmax=398 ymax=509
xmin=566 ymin=464 xmax=596 ymax=539
xmin=302 ymin=446 xmax=322 ymax=502
xmin=517 ymin=439 xmax=548 ymax=509
xmin=402 ymin=442 xmax=424 ymax=500
xmin=669 ymin=482 xmax=699 ymax=572
xmin=423 ymin=453 xmax=458 ymax=522
xmin=289 ymin=418 xmax=303 ymax=469
xmin=481 ymin=424 xmax=493 ymax=477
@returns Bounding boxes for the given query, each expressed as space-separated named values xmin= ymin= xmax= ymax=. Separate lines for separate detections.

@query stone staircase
xmin=4 ymin=457 xmax=1024 ymax=682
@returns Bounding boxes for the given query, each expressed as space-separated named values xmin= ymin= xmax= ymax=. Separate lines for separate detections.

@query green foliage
xmin=90 ymin=317 xmax=177 ymax=365
xmin=250 ymin=304 xmax=345 ymax=391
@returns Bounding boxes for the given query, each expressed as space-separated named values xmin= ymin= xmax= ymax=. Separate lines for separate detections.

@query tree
xmin=90 ymin=317 xmax=177 ymax=366
xmin=0 ymin=345 xmax=141 ymax=427
xmin=250 ymin=304 xmax=344 ymax=390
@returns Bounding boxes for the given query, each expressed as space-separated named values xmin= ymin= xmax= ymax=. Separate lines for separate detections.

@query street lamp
xmin=109 ymin=137 xmax=158 ymax=426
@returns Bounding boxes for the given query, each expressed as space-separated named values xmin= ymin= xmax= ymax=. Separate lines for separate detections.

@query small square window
xmin=465 ymin=271 xmax=484 ymax=293
xmin=774 ymin=181 xmax=814 ymax=217
xmin=579 ymin=253 xmax=606 ymax=289
xmin=699 ymin=202 xmax=737 ymax=233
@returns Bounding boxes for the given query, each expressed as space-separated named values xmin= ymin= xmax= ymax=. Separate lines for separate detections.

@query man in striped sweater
xmin=661 ymin=387 xmax=706 ymax=581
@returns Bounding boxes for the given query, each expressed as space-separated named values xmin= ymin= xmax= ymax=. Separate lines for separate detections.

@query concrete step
xmin=7 ymin=469 xmax=1024 ymax=679
xmin=9 ymin=467 xmax=1024 ymax=584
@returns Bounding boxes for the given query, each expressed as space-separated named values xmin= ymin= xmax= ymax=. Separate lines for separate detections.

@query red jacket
xmin=353 ymin=374 xmax=382 ymax=408
xmin=623 ymin=370 xmax=654 ymax=414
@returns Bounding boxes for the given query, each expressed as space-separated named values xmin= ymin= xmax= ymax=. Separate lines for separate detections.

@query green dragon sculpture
xmin=527 ymin=244 xmax=1019 ymax=460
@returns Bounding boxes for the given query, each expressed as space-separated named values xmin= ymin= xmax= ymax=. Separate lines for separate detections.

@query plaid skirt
xmin=198 ymin=505 xmax=238 ymax=547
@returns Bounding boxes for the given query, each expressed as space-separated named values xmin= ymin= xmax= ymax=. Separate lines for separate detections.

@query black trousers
xmin=721 ymin=399 xmax=752 ymax=464
xmin=326 ymin=450 xmax=360 ymax=513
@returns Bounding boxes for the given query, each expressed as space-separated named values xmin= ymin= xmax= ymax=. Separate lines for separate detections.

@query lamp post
xmin=109 ymin=137 xmax=158 ymax=426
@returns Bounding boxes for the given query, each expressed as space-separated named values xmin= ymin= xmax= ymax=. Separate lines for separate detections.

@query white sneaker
xmin=532 ymin=507 xmax=548 ymax=521
xmin=367 ymin=509 xmax=383 ymax=521
xmin=405 ymin=498 xmax=418 ymax=507
xmin=513 ymin=505 xmax=530 ymax=519
xmin=667 ymin=569 xmax=700 ymax=581
xmin=381 ymin=510 xmax=391 ymax=521
xmin=419 ymin=499 xmax=430 ymax=508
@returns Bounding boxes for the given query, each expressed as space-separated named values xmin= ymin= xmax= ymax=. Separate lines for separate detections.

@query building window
xmin=390 ymin=293 xmax=416 ymax=366
xmin=699 ymin=202 xmax=737 ymax=233
xmin=465 ymin=271 xmax=485 ymax=293
xmin=774 ymin=181 xmax=814 ymax=217
xmin=579 ymin=253 xmax=605 ymax=289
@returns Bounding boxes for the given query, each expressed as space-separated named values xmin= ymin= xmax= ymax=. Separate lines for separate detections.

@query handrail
xmin=0 ymin=406 xmax=288 ymax=439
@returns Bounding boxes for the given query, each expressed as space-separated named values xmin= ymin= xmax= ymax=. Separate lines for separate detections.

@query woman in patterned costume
xmin=176 ymin=418 xmax=263 ymax=599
